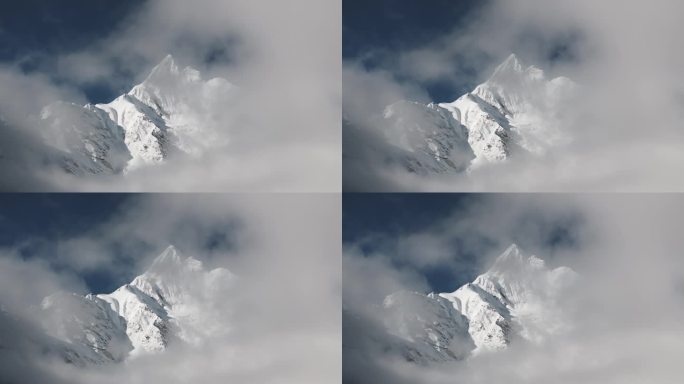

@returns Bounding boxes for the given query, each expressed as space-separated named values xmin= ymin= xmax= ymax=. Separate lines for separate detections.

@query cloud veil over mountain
xmin=343 ymin=194 xmax=684 ymax=383
xmin=343 ymin=0 xmax=684 ymax=191
xmin=0 ymin=0 xmax=340 ymax=192
xmin=0 ymin=194 xmax=341 ymax=383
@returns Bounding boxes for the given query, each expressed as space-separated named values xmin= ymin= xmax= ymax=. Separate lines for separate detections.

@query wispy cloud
xmin=0 ymin=0 xmax=340 ymax=192
xmin=343 ymin=0 xmax=684 ymax=191
xmin=0 ymin=194 xmax=341 ymax=383
xmin=343 ymin=194 xmax=684 ymax=383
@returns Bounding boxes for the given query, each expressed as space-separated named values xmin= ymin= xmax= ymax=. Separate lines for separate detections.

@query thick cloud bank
xmin=0 ymin=0 xmax=340 ymax=192
xmin=0 ymin=194 xmax=340 ymax=383
xmin=343 ymin=195 xmax=684 ymax=383
xmin=343 ymin=0 xmax=684 ymax=191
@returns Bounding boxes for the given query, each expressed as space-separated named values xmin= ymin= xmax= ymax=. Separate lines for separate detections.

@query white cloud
xmin=344 ymin=0 xmax=684 ymax=191
xmin=343 ymin=194 xmax=684 ymax=383
xmin=0 ymin=0 xmax=340 ymax=192
xmin=0 ymin=194 xmax=341 ymax=383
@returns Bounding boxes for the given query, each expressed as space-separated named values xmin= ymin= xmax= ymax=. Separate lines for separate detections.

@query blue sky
xmin=343 ymin=194 xmax=481 ymax=292
xmin=342 ymin=0 xmax=585 ymax=103
xmin=343 ymin=194 xmax=583 ymax=293
xmin=0 ymin=194 xmax=127 ymax=243
xmin=0 ymin=194 xmax=133 ymax=293
xmin=0 ymin=194 xmax=242 ymax=294
xmin=0 ymin=0 xmax=146 ymax=103
xmin=0 ymin=0 xmax=144 ymax=60
xmin=343 ymin=0 xmax=489 ymax=101
xmin=343 ymin=0 xmax=484 ymax=59
xmin=343 ymin=194 xmax=473 ymax=243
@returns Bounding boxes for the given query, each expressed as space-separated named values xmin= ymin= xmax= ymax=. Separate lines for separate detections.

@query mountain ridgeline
xmin=37 ymin=55 xmax=237 ymax=176
xmin=351 ymin=54 xmax=576 ymax=176
xmin=22 ymin=246 xmax=235 ymax=366
xmin=377 ymin=244 xmax=576 ymax=364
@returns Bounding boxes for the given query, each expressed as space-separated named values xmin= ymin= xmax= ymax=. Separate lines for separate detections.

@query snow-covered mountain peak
xmin=28 ymin=54 xmax=240 ymax=175
xmin=153 ymin=244 xmax=181 ymax=262
xmin=136 ymin=55 xmax=204 ymax=92
xmin=487 ymin=53 xmax=546 ymax=85
xmin=490 ymin=53 xmax=524 ymax=79
xmin=148 ymin=54 xmax=179 ymax=77
xmin=430 ymin=54 xmax=578 ymax=167
xmin=145 ymin=246 xmax=205 ymax=278
xmin=149 ymin=244 xmax=183 ymax=269
xmin=488 ymin=244 xmax=546 ymax=274
xmin=23 ymin=246 xmax=238 ymax=364
xmin=380 ymin=244 xmax=577 ymax=361
xmin=492 ymin=243 xmax=523 ymax=264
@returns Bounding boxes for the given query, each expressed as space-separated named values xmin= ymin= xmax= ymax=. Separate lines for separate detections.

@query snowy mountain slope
xmin=0 ymin=306 xmax=123 ymax=370
xmin=35 ymin=55 xmax=237 ymax=174
xmin=439 ymin=54 xmax=576 ymax=167
xmin=18 ymin=245 xmax=235 ymax=366
xmin=97 ymin=55 xmax=237 ymax=170
xmin=367 ymin=54 xmax=576 ymax=173
xmin=39 ymin=292 xmax=132 ymax=364
xmin=382 ymin=291 xmax=475 ymax=363
xmin=373 ymin=100 xmax=475 ymax=174
xmin=98 ymin=245 xmax=235 ymax=355
xmin=380 ymin=244 xmax=576 ymax=362
xmin=38 ymin=101 xmax=131 ymax=175
xmin=440 ymin=244 xmax=576 ymax=353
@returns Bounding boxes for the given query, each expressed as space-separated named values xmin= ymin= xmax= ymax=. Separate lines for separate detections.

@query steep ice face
xmin=376 ymin=100 xmax=475 ymax=174
xmin=439 ymin=54 xmax=576 ymax=167
xmin=382 ymin=291 xmax=475 ymax=363
xmin=31 ymin=245 xmax=235 ymax=364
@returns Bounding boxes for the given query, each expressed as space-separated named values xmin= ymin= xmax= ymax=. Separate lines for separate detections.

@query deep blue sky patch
xmin=0 ymin=0 xmax=146 ymax=103
xmin=0 ymin=0 xmax=145 ymax=61
xmin=0 ymin=194 xmax=244 ymax=294
xmin=344 ymin=194 xmax=584 ymax=292
xmin=343 ymin=0 xmax=492 ymax=102
xmin=0 ymin=194 xmax=129 ymax=244
xmin=0 ymin=194 xmax=131 ymax=292
xmin=343 ymin=193 xmax=473 ymax=243
xmin=343 ymin=0 xmax=485 ymax=59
